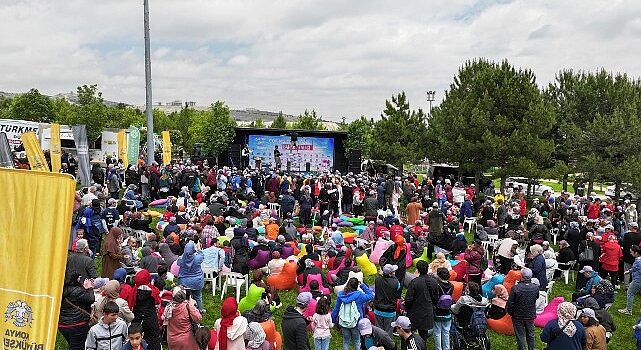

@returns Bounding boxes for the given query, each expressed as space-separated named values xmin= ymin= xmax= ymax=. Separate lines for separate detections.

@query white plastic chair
xmin=545 ymin=281 xmax=554 ymax=303
xmin=132 ymin=229 xmax=148 ymax=244
xmin=463 ymin=217 xmax=477 ymax=233
xmin=334 ymin=271 xmax=364 ymax=294
xmin=481 ymin=241 xmax=491 ymax=259
xmin=550 ymin=228 xmax=559 ymax=245
xmin=555 ymin=260 xmax=576 ymax=284
xmin=220 ymin=272 xmax=248 ymax=302
xmin=202 ymin=267 xmax=220 ymax=296
xmin=268 ymin=203 xmax=281 ymax=218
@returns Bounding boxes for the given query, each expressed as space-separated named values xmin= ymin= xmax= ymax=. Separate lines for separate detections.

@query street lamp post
xmin=426 ymin=90 xmax=436 ymax=113
xmin=143 ymin=0 xmax=154 ymax=165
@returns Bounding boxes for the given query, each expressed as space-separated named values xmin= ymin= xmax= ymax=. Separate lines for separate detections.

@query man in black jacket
xmin=374 ymin=264 xmax=401 ymax=336
xmin=506 ymin=267 xmax=539 ymax=350
xmin=66 ymin=239 xmax=98 ymax=282
xmin=282 ymin=293 xmax=311 ymax=350
xmin=404 ymin=261 xmax=438 ymax=342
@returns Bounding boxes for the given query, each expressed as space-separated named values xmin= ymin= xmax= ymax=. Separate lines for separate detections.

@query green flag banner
xmin=127 ymin=126 xmax=140 ymax=165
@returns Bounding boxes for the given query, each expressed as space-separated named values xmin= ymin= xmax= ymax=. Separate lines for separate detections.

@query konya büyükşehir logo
xmin=4 ymin=301 xmax=33 ymax=328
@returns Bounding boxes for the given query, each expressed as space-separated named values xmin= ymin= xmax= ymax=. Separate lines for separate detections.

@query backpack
xmin=579 ymin=244 xmax=594 ymax=262
xmin=436 ymin=285 xmax=453 ymax=311
xmin=469 ymin=308 xmax=487 ymax=337
xmin=338 ymin=301 xmax=360 ymax=328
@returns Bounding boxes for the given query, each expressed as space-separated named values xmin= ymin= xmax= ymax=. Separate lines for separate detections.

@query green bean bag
xmin=238 ymin=284 xmax=265 ymax=313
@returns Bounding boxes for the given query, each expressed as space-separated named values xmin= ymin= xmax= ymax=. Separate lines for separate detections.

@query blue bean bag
xmin=337 ymin=221 xmax=354 ymax=227
xmin=352 ymin=225 xmax=366 ymax=234
xmin=482 ymin=274 xmax=505 ymax=299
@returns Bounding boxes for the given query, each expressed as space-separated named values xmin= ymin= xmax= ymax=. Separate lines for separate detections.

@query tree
xmin=189 ymin=101 xmax=236 ymax=158
xmin=0 ymin=96 xmax=11 ymax=119
xmin=152 ymin=108 xmax=174 ymax=132
xmin=270 ymin=111 xmax=288 ymax=129
xmin=370 ymin=92 xmax=428 ymax=167
xmin=72 ymin=84 xmax=109 ymax=141
xmin=292 ymin=109 xmax=325 ymax=130
xmin=250 ymin=118 xmax=266 ymax=128
xmin=426 ymin=59 xmax=555 ymax=188
xmin=7 ymin=88 xmax=56 ymax=122
xmin=343 ymin=116 xmax=373 ymax=159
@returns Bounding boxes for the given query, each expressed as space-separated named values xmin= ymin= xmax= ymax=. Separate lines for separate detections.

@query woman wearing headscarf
xmin=163 ymin=286 xmax=202 ymax=350
xmin=230 ymin=228 xmax=250 ymax=275
xmin=379 ymin=235 xmax=407 ymax=286
xmin=178 ymin=241 xmax=205 ymax=312
xmin=113 ymin=267 xmax=134 ymax=302
xmin=245 ymin=322 xmax=272 ymax=350
xmin=242 ymin=300 xmax=271 ymax=324
xmin=215 ymin=297 xmax=249 ymax=350
xmin=93 ymin=280 xmax=135 ymax=323
xmin=486 ymin=284 xmax=508 ymax=320
xmin=130 ymin=269 xmax=162 ymax=350
xmin=526 ymin=244 xmax=548 ymax=292
xmin=464 ymin=239 xmax=485 ymax=285
xmin=541 ymin=302 xmax=586 ymax=350
xmin=139 ymin=246 xmax=161 ymax=274
xmin=101 ymin=227 xmax=127 ymax=279
xmin=158 ymin=242 xmax=178 ymax=268
xmin=578 ymin=308 xmax=607 ymax=350
xmin=58 ymin=273 xmax=95 ymax=350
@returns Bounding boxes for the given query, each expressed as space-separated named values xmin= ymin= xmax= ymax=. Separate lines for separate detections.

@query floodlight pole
xmin=144 ymin=0 xmax=155 ymax=165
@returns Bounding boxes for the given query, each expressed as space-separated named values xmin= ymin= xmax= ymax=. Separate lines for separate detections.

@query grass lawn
xmin=55 ymin=221 xmax=640 ymax=349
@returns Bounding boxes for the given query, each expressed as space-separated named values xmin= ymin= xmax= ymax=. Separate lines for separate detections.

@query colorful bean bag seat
xmin=482 ymin=274 xmax=505 ymax=299
xmin=266 ymin=261 xmax=298 ymax=290
xmin=280 ymin=245 xmax=294 ymax=259
xmin=405 ymin=243 xmax=413 ymax=268
xmin=238 ymin=284 xmax=265 ymax=313
xmin=260 ymin=319 xmax=282 ymax=350
xmin=142 ymin=210 xmax=162 ymax=217
xmin=149 ymin=198 xmax=168 ymax=207
xmin=300 ymin=274 xmax=330 ymax=295
xmin=334 ymin=271 xmax=364 ymax=294
xmin=451 ymin=281 xmax=464 ymax=301
xmin=326 ymin=259 xmax=346 ymax=283
xmin=333 ymin=217 xmax=343 ymax=224
xmin=451 ymin=260 xmax=468 ymax=282
xmin=369 ymin=239 xmax=391 ymax=265
xmin=487 ymin=314 xmax=514 ymax=335
xmin=288 ymin=241 xmax=300 ymax=256
xmin=355 ymin=254 xmax=377 ymax=276
xmin=534 ymin=297 xmax=565 ymax=328
xmin=248 ymin=249 xmax=271 ymax=270
xmin=217 ymin=236 xmax=231 ymax=245
xmin=257 ymin=226 xmax=265 ymax=235
xmin=353 ymin=225 xmax=366 ymax=234
xmin=503 ymin=270 xmax=522 ymax=294
xmin=412 ymin=247 xmax=429 ymax=267
xmin=303 ymin=295 xmax=317 ymax=320
xmin=449 ymin=270 xmax=458 ymax=281
xmin=338 ymin=221 xmax=354 ymax=227
xmin=346 ymin=217 xmax=365 ymax=225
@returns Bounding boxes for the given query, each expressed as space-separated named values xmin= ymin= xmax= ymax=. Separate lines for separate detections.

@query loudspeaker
xmin=349 ymin=149 xmax=362 ymax=162
xmin=229 ymin=144 xmax=241 ymax=168
xmin=348 ymin=149 xmax=362 ymax=173
xmin=306 ymin=162 xmax=311 ymax=172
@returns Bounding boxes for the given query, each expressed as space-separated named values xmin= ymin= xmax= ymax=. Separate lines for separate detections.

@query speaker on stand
xmin=348 ymin=149 xmax=362 ymax=173
xmin=228 ymin=144 xmax=241 ymax=168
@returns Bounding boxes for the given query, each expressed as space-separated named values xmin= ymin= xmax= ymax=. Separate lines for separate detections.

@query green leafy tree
xmin=370 ymin=92 xmax=428 ymax=167
xmin=250 ymin=118 xmax=266 ymax=128
xmin=152 ymin=108 xmax=175 ymax=132
xmin=7 ymin=88 xmax=56 ymax=122
xmin=270 ymin=111 xmax=288 ymax=129
xmin=71 ymin=84 xmax=109 ymax=141
xmin=426 ymin=59 xmax=555 ymax=188
xmin=0 ymin=96 xmax=12 ymax=119
xmin=343 ymin=116 xmax=373 ymax=159
xmin=292 ymin=109 xmax=325 ymax=130
xmin=189 ymin=101 xmax=236 ymax=158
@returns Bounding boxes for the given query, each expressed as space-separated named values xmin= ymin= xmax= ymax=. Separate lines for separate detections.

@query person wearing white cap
xmin=357 ymin=318 xmax=396 ymax=350
xmin=579 ymin=308 xmax=607 ymax=350
xmin=373 ymin=264 xmax=401 ymax=336
xmin=391 ymin=316 xmax=425 ymax=350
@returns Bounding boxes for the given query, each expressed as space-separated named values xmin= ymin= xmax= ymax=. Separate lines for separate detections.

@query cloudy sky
xmin=2 ymin=0 xmax=641 ymax=121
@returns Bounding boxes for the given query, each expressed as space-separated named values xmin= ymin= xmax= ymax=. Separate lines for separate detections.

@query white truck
xmin=0 ymin=119 xmax=120 ymax=164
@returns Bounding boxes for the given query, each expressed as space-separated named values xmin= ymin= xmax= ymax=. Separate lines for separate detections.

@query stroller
xmin=450 ymin=304 xmax=490 ymax=350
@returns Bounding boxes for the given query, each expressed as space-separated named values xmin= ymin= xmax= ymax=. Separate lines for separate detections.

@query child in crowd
xmin=311 ymin=295 xmax=333 ymax=350
xmin=85 ymin=301 xmax=129 ymax=350
xmin=122 ymin=323 xmax=148 ymax=350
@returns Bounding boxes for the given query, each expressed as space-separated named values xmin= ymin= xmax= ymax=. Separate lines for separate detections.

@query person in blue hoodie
xmin=572 ymin=266 xmax=602 ymax=302
xmin=331 ymin=277 xmax=374 ymax=350
xmin=177 ymin=241 xmax=205 ymax=312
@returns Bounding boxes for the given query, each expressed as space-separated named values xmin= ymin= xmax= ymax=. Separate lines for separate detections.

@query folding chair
xmin=268 ymin=203 xmax=281 ymax=218
xmin=220 ymin=272 xmax=248 ymax=302
xmin=555 ymin=260 xmax=576 ymax=285
xmin=550 ymin=228 xmax=559 ymax=246
xmin=202 ymin=267 xmax=220 ymax=296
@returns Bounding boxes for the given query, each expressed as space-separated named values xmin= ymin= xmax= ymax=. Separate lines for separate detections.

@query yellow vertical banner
xmin=50 ymin=123 xmax=62 ymax=173
xmin=117 ymin=129 xmax=128 ymax=168
xmin=20 ymin=131 xmax=50 ymax=172
xmin=0 ymin=168 xmax=75 ymax=350
xmin=162 ymin=130 xmax=172 ymax=165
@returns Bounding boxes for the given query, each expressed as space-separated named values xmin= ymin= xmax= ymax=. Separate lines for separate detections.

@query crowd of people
xmin=60 ymin=157 xmax=641 ymax=350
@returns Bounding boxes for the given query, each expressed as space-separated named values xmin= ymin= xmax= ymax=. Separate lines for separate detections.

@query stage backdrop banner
xmin=20 ymin=131 xmax=50 ymax=172
xmin=50 ymin=123 xmax=62 ymax=173
xmin=127 ymin=126 xmax=140 ymax=166
xmin=0 ymin=132 xmax=14 ymax=168
xmin=0 ymin=168 xmax=75 ymax=350
xmin=72 ymin=125 xmax=91 ymax=186
xmin=247 ymin=135 xmax=334 ymax=172
xmin=117 ymin=129 xmax=128 ymax=168
xmin=161 ymin=130 xmax=172 ymax=165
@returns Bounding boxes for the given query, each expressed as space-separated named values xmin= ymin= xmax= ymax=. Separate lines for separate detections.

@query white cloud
xmin=2 ymin=0 xmax=641 ymax=120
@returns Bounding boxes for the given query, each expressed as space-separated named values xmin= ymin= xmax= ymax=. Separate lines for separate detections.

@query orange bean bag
xmin=449 ymin=270 xmax=458 ymax=281
xmin=487 ymin=314 xmax=514 ymax=335
xmin=451 ymin=281 xmax=464 ymax=302
xmin=503 ymin=270 xmax=522 ymax=294
xmin=260 ymin=319 xmax=282 ymax=350
xmin=267 ymin=261 xmax=298 ymax=290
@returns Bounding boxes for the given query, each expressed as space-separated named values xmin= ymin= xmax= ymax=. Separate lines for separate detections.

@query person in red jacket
xmin=466 ymin=184 xmax=476 ymax=202
xmin=599 ymin=234 xmax=623 ymax=287
xmin=389 ymin=219 xmax=404 ymax=241
xmin=464 ymin=239 xmax=485 ymax=285
xmin=587 ymin=198 xmax=602 ymax=220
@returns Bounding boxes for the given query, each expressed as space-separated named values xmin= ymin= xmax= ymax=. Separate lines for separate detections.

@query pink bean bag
xmin=170 ymin=260 xmax=180 ymax=276
xmin=300 ymin=274 xmax=330 ymax=294
xmin=326 ymin=259 xmax=346 ymax=283
xmin=534 ymin=297 xmax=565 ymax=328
xmin=266 ymin=261 xmax=298 ymax=290
xmin=452 ymin=260 xmax=468 ymax=282
xmin=405 ymin=243 xmax=413 ymax=268
xmin=487 ymin=314 xmax=514 ymax=335
xmin=247 ymin=249 xmax=270 ymax=270
xmin=370 ymin=239 xmax=391 ymax=265
xmin=149 ymin=198 xmax=168 ymax=206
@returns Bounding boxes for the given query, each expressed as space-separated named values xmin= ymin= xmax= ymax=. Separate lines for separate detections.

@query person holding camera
xmin=177 ymin=241 xmax=205 ymax=313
